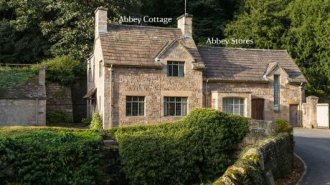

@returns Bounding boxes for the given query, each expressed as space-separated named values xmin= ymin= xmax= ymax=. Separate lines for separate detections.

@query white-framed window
xmin=223 ymin=97 xmax=245 ymax=116
xmin=273 ymin=75 xmax=280 ymax=111
xmin=164 ymin=97 xmax=187 ymax=116
xmin=126 ymin=96 xmax=145 ymax=116
xmin=167 ymin=61 xmax=184 ymax=77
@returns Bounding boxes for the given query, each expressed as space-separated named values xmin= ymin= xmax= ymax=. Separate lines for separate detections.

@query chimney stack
xmin=177 ymin=13 xmax=193 ymax=38
xmin=95 ymin=7 xmax=108 ymax=35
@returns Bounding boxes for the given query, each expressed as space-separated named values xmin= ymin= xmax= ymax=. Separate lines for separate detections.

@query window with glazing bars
xmin=126 ymin=96 xmax=145 ymax=116
xmin=223 ymin=98 xmax=245 ymax=116
xmin=164 ymin=97 xmax=187 ymax=116
xmin=167 ymin=61 xmax=184 ymax=77
xmin=273 ymin=75 xmax=280 ymax=111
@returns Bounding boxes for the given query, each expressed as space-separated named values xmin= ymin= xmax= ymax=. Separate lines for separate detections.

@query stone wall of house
xmin=0 ymin=99 xmax=46 ymax=126
xmin=46 ymin=83 xmax=73 ymax=122
xmin=205 ymin=80 xmax=302 ymax=123
xmin=104 ymin=65 xmax=203 ymax=127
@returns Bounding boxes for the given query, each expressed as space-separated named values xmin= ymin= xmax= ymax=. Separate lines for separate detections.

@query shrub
xmin=46 ymin=111 xmax=72 ymax=124
xmin=90 ymin=112 xmax=103 ymax=131
xmin=114 ymin=108 xmax=249 ymax=185
xmin=274 ymin=119 xmax=292 ymax=134
xmin=34 ymin=56 xmax=84 ymax=86
xmin=82 ymin=117 xmax=92 ymax=126
xmin=0 ymin=130 xmax=103 ymax=185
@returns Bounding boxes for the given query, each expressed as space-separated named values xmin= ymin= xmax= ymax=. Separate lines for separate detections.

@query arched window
xmin=223 ymin=97 xmax=245 ymax=116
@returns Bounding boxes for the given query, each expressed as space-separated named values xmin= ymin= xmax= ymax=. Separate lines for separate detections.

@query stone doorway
xmin=252 ymin=98 xmax=264 ymax=120
xmin=290 ymin=104 xmax=299 ymax=127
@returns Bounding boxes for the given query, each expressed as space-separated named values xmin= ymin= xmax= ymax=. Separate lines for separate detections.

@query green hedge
xmin=33 ymin=56 xmax=84 ymax=86
xmin=0 ymin=129 xmax=122 ymax=185
xmin=114 ymin=108 xmax=249 ymax=185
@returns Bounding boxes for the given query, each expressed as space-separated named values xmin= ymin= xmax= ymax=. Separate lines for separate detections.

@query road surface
xmin=294 ymin=128 xmax=330 ymax=185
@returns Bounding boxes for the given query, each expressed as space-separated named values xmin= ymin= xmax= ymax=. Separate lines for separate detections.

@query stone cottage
xmin=0 ymin=66 xmax=46 ymax=126
xmin=85 ymin=7 xmax=307 ymax=129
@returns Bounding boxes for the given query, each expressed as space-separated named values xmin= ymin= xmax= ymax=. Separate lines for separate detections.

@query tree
xmin=224 ymin=0 xmax=291 ymax=48
xmin=224 ymin=0 xmax=330 ymax=96
xmin=0 ymin=0 xmax=141 ymax=63
xmin=284 ymin=0 xmax=330 ymax=96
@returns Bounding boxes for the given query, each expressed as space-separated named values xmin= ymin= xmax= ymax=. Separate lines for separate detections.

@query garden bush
xmin=0 ymin=130 xmax=103 ymax=184
xmin=90 ymin=112 xmax=103 ymax=131
xmin=46 ymin=111 xmax=73 ymax=124
xmin=274 ymin=119 xmax=292 ymax=134
xmin=114 ymin=108 xmax=249 ymax=185
xmin=34 ymin=56 xmax=84 ymax=86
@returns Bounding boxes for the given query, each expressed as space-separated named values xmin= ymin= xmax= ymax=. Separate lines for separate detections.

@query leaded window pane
xmin=164 ymin=97 xmax=187 ymax=116
xmin=273 ymin=75 xmax=280 ymax=111
xmin=167 ymin=61 xmax=185 ymax=77
xmin=126 ymin=96 xmax=145 ymax=116
xmin=222 ymin=98 xmax=245 ymax=116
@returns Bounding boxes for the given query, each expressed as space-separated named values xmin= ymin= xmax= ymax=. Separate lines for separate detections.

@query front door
xmin=252 ymin=99 xmax=264 ymax=120
xmin=289 ymin=104 xmax=299 ymax=127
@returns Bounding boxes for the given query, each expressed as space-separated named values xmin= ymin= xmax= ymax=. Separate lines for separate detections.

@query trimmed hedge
xmin=114 ymin=108 xmax=249 ymax=185
xmin=0 ymin=129 xmax=120 ymax=185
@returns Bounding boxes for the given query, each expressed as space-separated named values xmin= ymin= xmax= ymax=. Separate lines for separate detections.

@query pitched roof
xmin=198 ymin=47 xmax=307 ymax=83
xmin=99 ymin=24 xmax=204 ymax=66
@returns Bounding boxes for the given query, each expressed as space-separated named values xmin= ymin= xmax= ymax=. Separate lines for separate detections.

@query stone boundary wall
xmin=213 ymin=133 xmax=293 ymax=185
xmin=46 ymin=83 xmax=73 ymax=122
xmin=242 ymin=119 xmax=278 ymax=146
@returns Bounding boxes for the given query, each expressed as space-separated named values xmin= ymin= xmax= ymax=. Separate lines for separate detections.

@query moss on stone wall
xmin=213 ymin=133 xmax=293 ymax=185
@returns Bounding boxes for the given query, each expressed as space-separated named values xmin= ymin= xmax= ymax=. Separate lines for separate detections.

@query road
xmin=294 ymin=128 xmax=330 ymax=185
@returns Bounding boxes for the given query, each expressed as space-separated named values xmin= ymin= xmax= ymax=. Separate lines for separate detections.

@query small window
xmin=126 ymin=96 xmax=145 ymax=116
xmin=88 ymin=67 xmax=92 ymax=82
xmin=99 ymin=60 xmax=103 ymax=77
xmin=223 ymin=98 xmax=245 ymax=116
xmin=164 ymin=97 xmax=187 ymax=116
xmin=274 ymin=75 xmax=280 ymax=111
xmin=167 ymin=61 xmax=184 ymax=77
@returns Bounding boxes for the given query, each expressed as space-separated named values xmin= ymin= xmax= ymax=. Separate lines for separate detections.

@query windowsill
xmin=166 ymin=76 xmax=185 ymax=78
xmin=163 ymin=115 xmax=186 ymax=117
xmin=125 ymin=116 xmax=145 ymax=118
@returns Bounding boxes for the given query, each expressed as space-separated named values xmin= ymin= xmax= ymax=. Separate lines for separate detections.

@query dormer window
xmin=167 ymin=61 xmax=184 ymax=77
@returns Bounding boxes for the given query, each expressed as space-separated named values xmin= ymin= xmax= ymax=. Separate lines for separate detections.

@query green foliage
xmin=0 ymin=66 xmax=38 ymax=88
xmin=0 ymin=0 xmax=141 ymax=63
xmin=114 ymin=108 xmax=249 ymax=185
xmin=46 ymin=111 xmax=73 ymax=124
xmin=90 ymin=112 xmax=103 ymax=131
xmin=0 ymin=130 xmax=104 ymax=185
xmin=36 ymin=56 xmax=83 ymax=85
xmin=285 ymin=0 xmax=330 ymax=96
xmin=274 ymin=119 xmax=292 ymax=133
xmin=82 ymin=117 xmax=92 ymax=126
xmin=225 ymin=0 xmax=330 ymax=96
